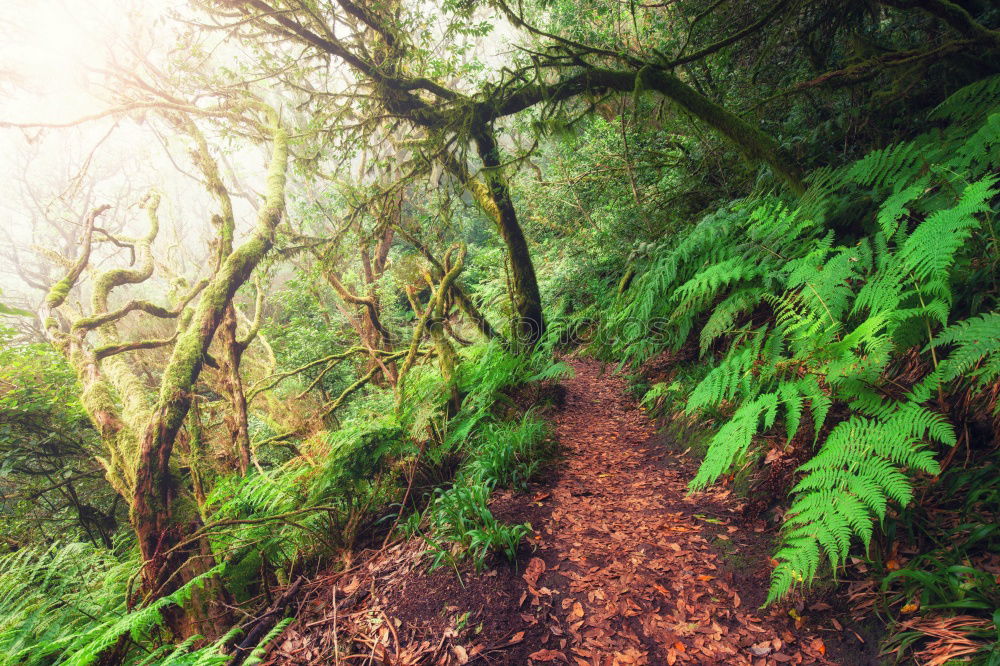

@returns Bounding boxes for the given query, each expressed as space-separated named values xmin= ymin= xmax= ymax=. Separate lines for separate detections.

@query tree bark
xmin=219 ymin=304 xmax=252 ymax=474
xmin=131 ymin=115 xmax=288 ymax=639
xmin=468 ymin=127 xmax=545 ymax=348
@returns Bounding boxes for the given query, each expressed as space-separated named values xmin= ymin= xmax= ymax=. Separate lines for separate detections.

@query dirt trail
xmin=499 ymin=359 xmax=835 ymax=665
xmin=265 ymin=359 xmax=871 ymax=665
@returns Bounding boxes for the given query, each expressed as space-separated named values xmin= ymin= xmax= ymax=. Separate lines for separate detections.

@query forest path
xmin=264 ymin=358 xmax=856 ymax=665
xmin=499 ymin=358 xmax=832 ymax=665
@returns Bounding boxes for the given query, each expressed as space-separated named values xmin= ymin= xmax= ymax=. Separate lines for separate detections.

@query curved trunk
xmin=469 ymin=128 xmax=545 ymax=348
xmin=132 ymin=118 xmax=288 ymax=639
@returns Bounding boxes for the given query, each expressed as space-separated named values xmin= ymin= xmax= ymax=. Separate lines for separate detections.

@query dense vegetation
xmin=1 ymin=0 xmax=998 ymax=663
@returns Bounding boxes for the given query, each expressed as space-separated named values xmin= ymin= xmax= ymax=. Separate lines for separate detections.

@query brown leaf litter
xmin=261 ymin=358 xmax=876 ymax=665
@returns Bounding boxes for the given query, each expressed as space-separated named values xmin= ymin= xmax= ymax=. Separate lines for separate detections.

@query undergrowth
xmin=0 ymin=340 xmax=568 ymax=664
xmin=407 ymin=342 xmax=568 ymax=573
xmin=601 ymin=75 xmax=1000 ymax=615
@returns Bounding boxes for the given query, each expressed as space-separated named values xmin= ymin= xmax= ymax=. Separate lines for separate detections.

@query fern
xmin=897 ymin=176 xmax=997 ymax=283
xmin=613 ymin=80 xmax=1000 ymax=603
xmin=690 ymin=393 xmax=777 ymax=488
xmin=930 ymin=312 xmax=1000 ymax=397
xmin=698 ymin=287 xmax=768 ymax=356
xmin=687 ymin=327 xmax=769 ymax=412
xmin=929 ymin=74 xmax=1000 ymax=123
xmin=842 ymin=140 xmax=924 ymax=190
xmin=767 ymin=407 xmax=953 ymax=603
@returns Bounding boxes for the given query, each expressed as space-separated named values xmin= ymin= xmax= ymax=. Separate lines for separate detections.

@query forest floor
xmin=263 ymin=359 xmax=881 ymax=665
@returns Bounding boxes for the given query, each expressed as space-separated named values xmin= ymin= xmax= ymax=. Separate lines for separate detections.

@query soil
xmin=262 ymin=358 xmax=881 ymax=665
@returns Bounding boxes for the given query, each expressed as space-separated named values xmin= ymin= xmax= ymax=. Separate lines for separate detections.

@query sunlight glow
xmin=0 ymin=0 xmax=142 ymax=123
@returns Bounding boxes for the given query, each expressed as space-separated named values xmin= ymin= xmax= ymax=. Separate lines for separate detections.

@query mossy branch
xmin=393 ymin=223 xmax=501 ymax=342
xmin=245 ymin=346 xmax=395 ymax=403
xmin=43 ymin=205 xmax=109 ymax=309
xmin=882 ymin=0 xmax=1000 ymax=49
xmin=236 ymin=276 xmax=266 ymax=351
xmin=72 ymin=279 xmax=207 ymax=332
xmin=90 ymin=193 xmax=161 ymax=316
xmin=395 ymin=244 xmax=466 ymax=411
xmin=252 ymin=358 xmax=403 ymax=450
xmin=795 ymin=40 xmax=976 ymax=91
xmin=94 ymin=335 xmax=180 ymax=361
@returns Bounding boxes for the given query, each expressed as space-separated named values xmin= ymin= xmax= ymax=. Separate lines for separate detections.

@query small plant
xmin=878 ymin=457 xmax=1000 ymax=663
xmin=426 ymin=484 xmax=531 ymax=572
xmin=468 ymin=412 xmax=552 ymax=491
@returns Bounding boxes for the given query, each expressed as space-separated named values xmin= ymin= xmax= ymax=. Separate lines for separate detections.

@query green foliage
xmin=466 ymin=411 xmax=551 ymax=491
xmin=927 ymin=313 xmax=1000 ymax=404
xmin=0 ymin=542 xmax=130 ymax=665
xmin=0 ymin=540 xmax=286 ymax=666
xmin=424 ymin=483 xmax=531 ymax=572
xmin=440 ymin=341 xmax=570 ymax=455
xmin=0 ymin=303 xmax=32 ymax=318
xmin=402 ymin=343 xmax=561 ymax=574
xmin=601 ymin=76 xmax=1000 ymax=602
xmin=6 ymin=0 xmax=1000 ymax=656
xmin=0 ymin=327 xmax=118 ymax=547
xmin=205 ymin=412 xmax=410 ymax=599
xmin=880 ymin=459 xmax=1000 ymax=663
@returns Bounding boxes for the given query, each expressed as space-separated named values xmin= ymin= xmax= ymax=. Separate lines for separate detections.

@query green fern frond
xmin=929 ymin=74 xmax=1000 ymax=122
xmin=931 ymin=312 xmax=1000 ymax=389
xmin=690 ymin=392 xmax=778 ymax=489
xmin=843 ymin=140 xmax=923 ymax=190
xmin=698 ymin=287 xmax=768 ymax=356
xmin=897 ymin=176 xmax=997 ymax=283
xmin=876 ymin=176 xmax=929 ymax=236
xmin=687 ymin=328 xmax=769 ymax=411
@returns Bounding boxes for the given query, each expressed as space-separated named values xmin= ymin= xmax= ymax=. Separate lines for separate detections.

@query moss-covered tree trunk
xmin=468 ymin=127 xmax=545 ymax=348
xmin=219 ymin=304 xmax=252 ymax=474
xmin=131 ymin=118 xmax=288 ymax=639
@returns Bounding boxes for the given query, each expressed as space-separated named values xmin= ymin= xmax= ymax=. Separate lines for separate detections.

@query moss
xmin=45 ymin=279 xmax=72 ymax=307
xmin=103 ymin=355 xmax=152 ymax=423
xmin=80 ymin=380 xmax=120 ymax=433
xmin=466 ymin=176 xmax=503 ymax=226
xmin=126 ymin=108 xmax=288 ymax=612
xmin=639 ymin=68 xmax=806 ymax=195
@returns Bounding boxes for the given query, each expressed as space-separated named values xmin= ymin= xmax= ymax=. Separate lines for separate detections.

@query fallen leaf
xmin=528 ymin=648 xmax=565 ymax=662
xmin=450 ymin=645 xmax=469 ymax=664
xmin=524 ymin=558 xmax=546 ymax=588
xmin=509 ymin=631 xmax=525 ymax=644
xmin=810 ymin=638 xmax=826 ymax=655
